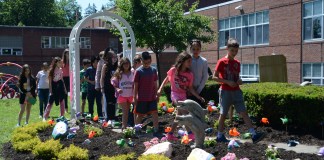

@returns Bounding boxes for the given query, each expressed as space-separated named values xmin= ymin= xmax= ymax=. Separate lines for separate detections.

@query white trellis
xmin=68 ymin=11 xmax=136 ymax=119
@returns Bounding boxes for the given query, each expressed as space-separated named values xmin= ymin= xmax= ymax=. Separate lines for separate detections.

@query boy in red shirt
xmin=213 ymin=38 xmax=264 ymax=143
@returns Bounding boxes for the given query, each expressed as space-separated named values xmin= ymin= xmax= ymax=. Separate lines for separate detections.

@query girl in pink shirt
xmin=43 ymin=57 xmax=67 ymax=121
xmin=62 ymin=49 xmax=70 ymax=113
xmin=111 ymin=57 xmax=134 ymax=129
xmin=157 ymin=52 xmax=204 ymax=141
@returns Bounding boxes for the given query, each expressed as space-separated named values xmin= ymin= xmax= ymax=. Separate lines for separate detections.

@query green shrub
xmin=11 ymin=132 xmax=34 ymax=143
xmin=138 ymin=154 xmax=170 ymax=160
xmin=30 ymin=121 xmax=52 ymax=132
xmin=213 ymin=120 xmax=219 ymax=129
xmin=57 ymin=144 xmax=88 ymax=160
xmin=84 ymin=125 xmax=103 ymax=137
xmin=99 ymin=153 xmax=135 ymax=160
xmin=242 ymin=83 xmax=324 ymax=128
xmin=13 ymin=125 xmax=37 ymax=137
xmin=163 ymin=81 xmax=221 ymax=105
xmin=13 ymin=137 xmax=41 ymax=152
xmin=33 ymin=139 xmax=62 ymax=159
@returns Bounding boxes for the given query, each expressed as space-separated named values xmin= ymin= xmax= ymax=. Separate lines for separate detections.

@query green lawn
xmin=0 ymin=95 xmax=169 ymax=159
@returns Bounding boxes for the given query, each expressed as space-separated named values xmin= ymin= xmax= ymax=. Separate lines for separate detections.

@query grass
xmin=0 ymin=95 xmax=169 ymax=159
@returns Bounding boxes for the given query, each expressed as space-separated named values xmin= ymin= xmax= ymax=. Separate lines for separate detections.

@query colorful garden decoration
xmin=146 ymin=126 xmax=154 ymax=134
xmin=102 ymin=120 xmax=109 ymax=128
xmin=67 ymin=133 xmax=76 ymax=139
xmin=280 ymin=116 xmax=289 ymax=133
xmin=205 ymin=128 xmax=213 ymax=134
xmin=287 ymin=140 xmax=299 ymax=147
xmin=82 ymin=139 xmax=91 ymax=145
xmin=318 ymin=147 xmax=324 ymax=156
xmin=116 ymin=138 xmax=126 ymax=147
xmin=178 ymin=129 xmax=185 ymax=137
xmin=242 ymin=132 xmax=252 ymax=139
xmin=0 ymin=62 xmax=22 ymax=99
xmin=221 ymin=152 xmax=237 ymax=160
xmin=134 ymin=124 xmax=142 ymax=131
xmin=181 ymin=134 xmax=191 ymax=145
xmin=88 ymin=131 xmax=96 ymax=139
xmin=52 ymin=121 xmax=68 ymax=140
xmin=261 ymin=117 xmax=270 ymax=125
xmin=165 ymin=127 xmax=172 ymax=133
xmin=207 ymin=100 xmax=218 ymax=113
xmin=167 ymin=107 xmax=175 ymax=113
xmin=93 ymin=115 xmax=99 ymax=122
xmin=127 ymin=138 xmax=135 ymax=147
xmin=75 ymin=112 xmax=82 ymax=118
xmin=229 ymin=128 xmax=240 ymax=137
xmin=48 ymin=119 xmax=55 ymax=125
xmin=227 ymin=139 xmax=240 ymax=151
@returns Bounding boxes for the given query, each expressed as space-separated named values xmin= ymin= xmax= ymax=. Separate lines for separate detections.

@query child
xmin=84 ymin=56 xmax=103 ymax=117
xmin=213 ymin=38 xmax=264 ymax=143
xmin=157 ymin=52 xmax=204 ymax=141
xmin=111 ymin=57 xmax=134 ymax=129
xmin=36 ymin=62 xmax=49 ymax=118
xmin=80 ymin=59 xmax=90 ymax=114
xmin=133 ymin=52 xmax=160 ymax=137
xmin=128 ymin=54 xmax=142 ymax=126
xmin=17 ymin=64 xmax=37 ymax=126
xmin=62 ymin=49 xmax=70 ymax=113
xmin=43 ymin=57 xmax=67 ymax=121
xmin=189 ymin=39 xmax=208 ymax=107
xmin=100 ymin=48 xmax=118 ymax=120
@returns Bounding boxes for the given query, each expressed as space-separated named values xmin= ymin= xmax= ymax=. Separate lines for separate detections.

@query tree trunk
xmin=155 ymin=52 xmax=162 ymax=86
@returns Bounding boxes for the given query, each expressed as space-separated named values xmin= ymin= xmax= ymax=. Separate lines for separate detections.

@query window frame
xmin=303 ymin=0 xmax=324 ymax=41
xmin=302 ymin=63 xmax=324 ymax=85
xmin=219 ymin=10 xmax=269 ymax=48
xmin=240 ymin=63 xmax=260 ymax=79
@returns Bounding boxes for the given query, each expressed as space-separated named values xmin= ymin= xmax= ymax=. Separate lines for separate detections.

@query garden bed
xmin=2 ymin=112 xmax=324 ymax=159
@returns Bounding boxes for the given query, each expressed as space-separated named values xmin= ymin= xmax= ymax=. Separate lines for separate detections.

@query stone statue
xmin=175 ymin=99 xmax=208 ymax=148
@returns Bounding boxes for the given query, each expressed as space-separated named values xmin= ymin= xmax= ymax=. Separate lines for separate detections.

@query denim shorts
xmin=218 ymin=89 xmax=246 ymax=115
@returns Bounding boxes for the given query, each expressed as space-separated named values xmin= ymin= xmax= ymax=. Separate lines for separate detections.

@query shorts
xmin=218 ymin=89 xmax=246 ymax=115
xmin=171 ymin=93 xmax=186 ymax=104
xmin=134 ymin=100 xmax=157 ymax=115
xmin=81 ymin=92 xmax=87 ymax=100
xmin=118 ymin=96 xmax=133 ymax=104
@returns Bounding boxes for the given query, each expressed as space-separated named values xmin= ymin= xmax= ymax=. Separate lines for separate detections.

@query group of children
xmin=17 ymin=37 xmax=264 ymax=143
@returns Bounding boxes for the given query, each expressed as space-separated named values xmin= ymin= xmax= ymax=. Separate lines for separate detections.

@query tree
xmin=115 ymin=0 xmax=215 ymax=85
xmin=85 ymin=3 xmax=97 ymax=17
xmin=0 ymin=0 xmax=65 ymax=26
xmin=56 ymin=0 xmax=82 ymax=27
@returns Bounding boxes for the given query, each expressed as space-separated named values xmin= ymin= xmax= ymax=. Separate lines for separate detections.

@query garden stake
xmin=280 ymin=116 xmax=289 ymax=134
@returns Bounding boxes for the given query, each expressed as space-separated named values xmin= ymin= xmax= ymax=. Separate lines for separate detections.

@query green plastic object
xmin=242 ymin=132 xmax=252 ymax=139
xmin=146 ymin=127 xmax=153 ymax=134
xmin=116 ymin=139 xmax=126 ymax=147
xmin=280 ymin=117 xmax=289 ymax=124
xmin=27 ymin=97 xmax=37 ymax=105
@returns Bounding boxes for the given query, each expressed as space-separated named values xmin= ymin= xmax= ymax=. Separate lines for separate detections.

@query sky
xmin=77 ymin=0 xmax=110 ymax=15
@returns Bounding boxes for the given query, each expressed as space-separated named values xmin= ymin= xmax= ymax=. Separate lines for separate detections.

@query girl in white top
xmin=36 ymin=62 xmax=49 ymax=118
xmin=111 ymin=57 xmax=134 ymax=129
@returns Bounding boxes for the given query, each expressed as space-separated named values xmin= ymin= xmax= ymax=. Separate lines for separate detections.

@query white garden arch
xmin=68 ymin=11 xmax=136 ymax=119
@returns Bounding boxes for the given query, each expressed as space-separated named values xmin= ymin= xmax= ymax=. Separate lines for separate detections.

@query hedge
xmin=163 ymin=81 xmax=324 ymax=128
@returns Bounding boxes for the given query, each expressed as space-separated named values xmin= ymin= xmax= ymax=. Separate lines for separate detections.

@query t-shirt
xmin=36 ymin=70 xmax=49 ymax=89
xmin=84 ymin=66 xmax=96 ymax=92
xmin=134 ymin=66 xmax=157 ymax=101
xmin=53 ymin=67 xmax=63 ymax=82
xmin=80 ymin=69 xmax=88 ymax=93
xmin=167 ymin=67 xmax=193 ymax=100
xmin=62 ymin=63 xmax=69 ymax=77
xmin=111 ymin=70 xmax=134 ymax=98
xmin=215 ymin=57 xmax=240 ymax=90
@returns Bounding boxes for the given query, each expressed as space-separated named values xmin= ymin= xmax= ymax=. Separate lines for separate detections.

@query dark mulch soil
xmin=2 ymin=112 xmax=324 ymax=160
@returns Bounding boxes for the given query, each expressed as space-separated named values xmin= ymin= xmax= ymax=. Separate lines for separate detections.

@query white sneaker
xmin=42 ymin=118 xmax=46 ymax=122
xmin=16 ymin=123 xmax=20 ymax=127
xmin=39 ymin=115 xmax=43 ymax=119
xmin=24 ymin=122 xmax=28 ymax=125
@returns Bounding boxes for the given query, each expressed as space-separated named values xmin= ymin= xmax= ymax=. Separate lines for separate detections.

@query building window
xmin=303 ymin=63 xmax=324 ymax=85
xmin=0 ymin=48 xmax=22 ymax=56
xmin=219 ymin=10 xmax=269 ymax=48
xmin=240 ymin=64 xmax=259 ymax=78
xmin=41 ymin=36 xmax=91 ymax=49
xmin=303 ymin=0 xmax=324 ymax=40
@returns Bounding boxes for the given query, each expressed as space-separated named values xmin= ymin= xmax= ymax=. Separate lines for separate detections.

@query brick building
xmin=187 ymin=0 xmax=324 ymax=85
xmin=0 ymin=25 xmax=121 ymax=75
